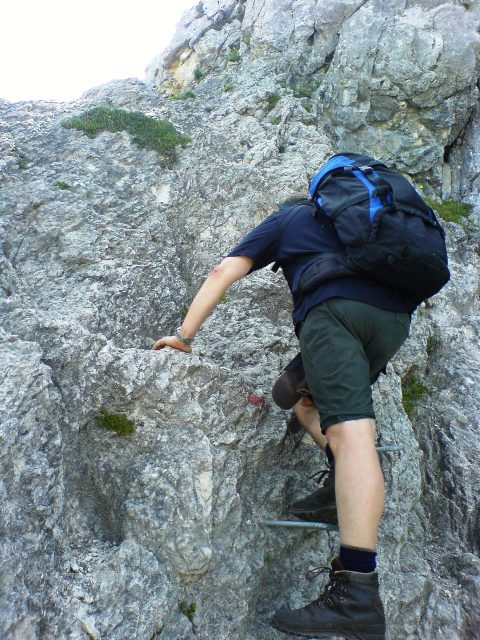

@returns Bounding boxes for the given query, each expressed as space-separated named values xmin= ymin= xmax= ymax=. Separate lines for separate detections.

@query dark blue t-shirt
xmin=227 ymin=200 xmax=415 ymax=329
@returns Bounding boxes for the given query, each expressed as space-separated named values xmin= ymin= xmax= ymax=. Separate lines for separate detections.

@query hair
xmin=281 ymin=191 xmax=310 ymax=207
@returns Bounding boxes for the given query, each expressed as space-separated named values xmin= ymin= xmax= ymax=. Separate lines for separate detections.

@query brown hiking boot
xmin=271 ymin=558 xmax=386 ymax=639
xmin=290 ymin=465 xmax=337 ymax=524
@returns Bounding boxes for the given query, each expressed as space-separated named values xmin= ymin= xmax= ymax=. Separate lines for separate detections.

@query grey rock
xmin=71 ymin=541 xmax=173 ymax=640
xmin=124 ymin=427 xmax=214 ymax=580
xmin=145 ymin=1 xmax=240 ymax=89
xmin=148 ymin=0 xmax=480 ymax=181
xmin=318 ymin=1 xmax=480 ymax=171
xmin=0 ymin=331 xmax=66 ymax=638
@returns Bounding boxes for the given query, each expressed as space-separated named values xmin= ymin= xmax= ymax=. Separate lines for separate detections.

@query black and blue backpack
xmin=298 ymin=152 xmax=450 ymax=306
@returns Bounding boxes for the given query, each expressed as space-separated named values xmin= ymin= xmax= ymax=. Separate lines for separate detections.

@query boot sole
xmin=271 ymin=619 xmax=385 ymax=640
xmin=290 ymin=507 xmax=338 ymax=524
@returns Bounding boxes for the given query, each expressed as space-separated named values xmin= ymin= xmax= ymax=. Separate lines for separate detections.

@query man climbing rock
xmin=152 ymin=153 xmax=448 ymax=639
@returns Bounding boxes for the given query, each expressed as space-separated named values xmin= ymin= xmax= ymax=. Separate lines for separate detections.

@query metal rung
xmin=260 ymin=519 xmax=339 ymax=532
xmin=376 ymin=445 xmax=404 ymax=453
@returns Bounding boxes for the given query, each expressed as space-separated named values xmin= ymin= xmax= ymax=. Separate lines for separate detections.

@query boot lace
xmin=304 ymin=565 xmax=348 ymax=609
xmin=307 ymin=463 xmax=332 ymax=485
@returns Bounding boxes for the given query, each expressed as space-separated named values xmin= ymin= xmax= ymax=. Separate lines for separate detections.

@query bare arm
xmin=151 ymin=255 xmax=254 ymax=352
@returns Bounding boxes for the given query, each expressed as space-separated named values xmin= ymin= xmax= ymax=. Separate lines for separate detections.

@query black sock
xmin=339 ymin=545 xmax=377 ymax=573
xmin=325 ymin=444 xmax=334 ymax=466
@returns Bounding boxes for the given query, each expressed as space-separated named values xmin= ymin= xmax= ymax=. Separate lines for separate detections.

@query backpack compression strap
xmin=329 ymin=166 xmax=394 ymax=223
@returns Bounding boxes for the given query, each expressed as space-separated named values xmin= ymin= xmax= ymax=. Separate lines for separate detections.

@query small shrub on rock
xmin=17 ymin=153 xmax=29 ymax=170
xmin=290 ymin=77 xmax=322 ymax=99
xmin=174 ymin=90 xmax=196 ymax=100
xmin=61 ymin=107 xmax=189 ymax=168
xmin=426 ymin=333 xmax=441 ymax=356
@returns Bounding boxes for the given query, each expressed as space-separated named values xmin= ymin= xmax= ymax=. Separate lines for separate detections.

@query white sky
xmin=1 ymin=0 xmax=197 ymax=103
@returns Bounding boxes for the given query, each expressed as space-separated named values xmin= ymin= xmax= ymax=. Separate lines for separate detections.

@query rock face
xmin=1 ymin=1 xmax=480 ymax=639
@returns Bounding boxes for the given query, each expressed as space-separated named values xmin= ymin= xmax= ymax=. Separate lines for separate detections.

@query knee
xmin=326 ymin=418 xmax=376 ymax=456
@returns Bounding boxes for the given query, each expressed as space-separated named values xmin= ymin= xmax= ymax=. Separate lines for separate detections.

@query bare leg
xmin=293 ymin=397 xmax=328 ymax=451
xmin=326 ymin=418 xmax=384 ymax=549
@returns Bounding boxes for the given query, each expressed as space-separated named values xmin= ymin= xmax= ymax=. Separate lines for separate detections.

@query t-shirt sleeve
xmin=226 ymin=213 xmax=282 ymax=273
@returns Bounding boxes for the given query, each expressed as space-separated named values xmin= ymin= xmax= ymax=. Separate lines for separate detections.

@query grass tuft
xmin=425 ymin=197 xmax=473 ymax=226
xmin=55 ymin=181 xmax=71 ymax=190
xmin=226 ymin=47 xmax=240 ymax=63
xmin=401 ymin=374 xmax=428 ymax=419
xmin=426 ymin=334 xmax=440 ymax=356
xmin=61 ymin=107 xmax=189 ymax=168
xmin=95 ymin=408 xmax=136 ymax=436
xmin=266 ymin=93 xmax=281 ymax=111
xmin=282 ymin=78 xmax=322 ymax=99
xmin=174 ymin=90 xmax=196 ymax=100
xmin=179 ymin=601 xmax=197 ymax=622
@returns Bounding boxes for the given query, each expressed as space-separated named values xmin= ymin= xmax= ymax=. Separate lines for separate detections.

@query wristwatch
xmin=175 ymin=327 xmax=194 ymax=346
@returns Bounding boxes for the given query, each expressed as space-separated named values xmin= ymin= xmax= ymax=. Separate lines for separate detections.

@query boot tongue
xmin=331 ymin=557 xmax=345 ymax=573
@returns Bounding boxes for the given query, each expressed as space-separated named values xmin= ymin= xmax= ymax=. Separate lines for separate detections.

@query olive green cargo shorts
xmin=298 ymin=298 xmax=410 ymax=432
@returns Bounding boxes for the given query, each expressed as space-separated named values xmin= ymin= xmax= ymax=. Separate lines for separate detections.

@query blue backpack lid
xmin=309 ymin=154 xmax=361 ymax=198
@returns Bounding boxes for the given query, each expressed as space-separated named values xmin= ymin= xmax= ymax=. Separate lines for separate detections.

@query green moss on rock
xmin=95 ymin=408 xmax=136 ymax=436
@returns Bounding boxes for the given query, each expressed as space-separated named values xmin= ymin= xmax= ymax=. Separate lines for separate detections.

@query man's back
xmin=228 ymin=198 xmax=415 ymax=329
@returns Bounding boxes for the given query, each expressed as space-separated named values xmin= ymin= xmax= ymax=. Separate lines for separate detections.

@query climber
xmin=151 ymin=153 xmax=434 ymax=638
xmin=152 ymin=216 xmax=410 ymax=638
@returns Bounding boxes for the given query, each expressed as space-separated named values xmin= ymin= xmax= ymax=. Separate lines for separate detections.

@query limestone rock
xmin=72 ymin=541 xmax=173 ymax=640
xmin=148 ymin=0 xmax=480 ymax=181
